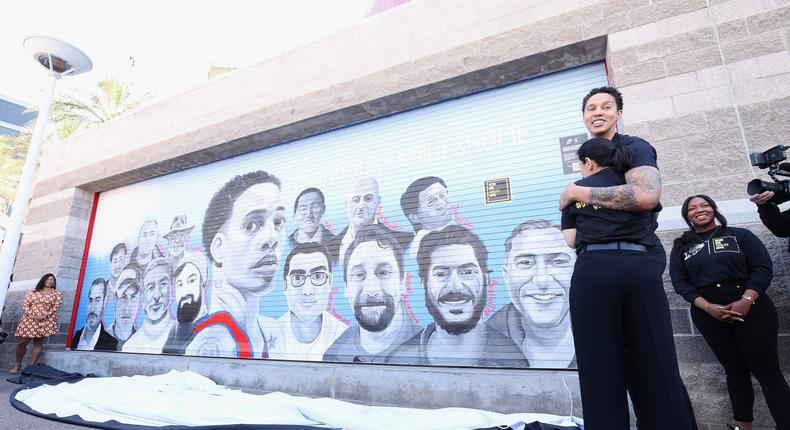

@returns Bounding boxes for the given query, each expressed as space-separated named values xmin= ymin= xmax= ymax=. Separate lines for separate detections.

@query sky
xmin=0 ymin=0 xmax=372 ymax=108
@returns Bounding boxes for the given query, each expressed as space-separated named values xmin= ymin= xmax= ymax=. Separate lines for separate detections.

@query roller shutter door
xmin=71 ymin=62 xmax=608 ymax=369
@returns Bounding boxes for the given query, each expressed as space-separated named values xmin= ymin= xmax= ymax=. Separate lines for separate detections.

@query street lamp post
xmin=0 ymin=37 xmax=92 ymax=318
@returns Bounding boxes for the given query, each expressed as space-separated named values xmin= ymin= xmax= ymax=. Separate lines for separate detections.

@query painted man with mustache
xmin=163 ymin=253 xmax=208 ymax=355
xmin=122 ymin=258 xmax=175 ymax=353
xmin=487 ymin=220 xmax=576 ymax=368
xmin=187 ymin=171 xmax=285 ymax=359
xmin=328 ymin=177 xmax=413 ymax=264
xmin=129 ymin=219 xmax=165 ymax=275
xmin=387 ymin=225 xmax=526 ymax=367
xmin=288 ymin=188 xmax=332 ymax=249
xmin=163 ymin=215 xmax=194 ymax=269
xmin=71 ymin=278 xmax=117 ymax=351
xmin=323 ymin=224 xmax=419 ymax=363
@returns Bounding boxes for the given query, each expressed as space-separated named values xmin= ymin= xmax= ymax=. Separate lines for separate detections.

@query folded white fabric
xmin=15 ymin=370 xmax=580 ymax=430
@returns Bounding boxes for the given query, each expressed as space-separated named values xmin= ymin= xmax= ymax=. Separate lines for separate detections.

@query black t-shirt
xmin=611 ymin=132 xmax=658 ymax=169
xmin=669 ymin=226 xmax=773 ymax=304
xmin=561 ymin=168 xmax=654 ymax=247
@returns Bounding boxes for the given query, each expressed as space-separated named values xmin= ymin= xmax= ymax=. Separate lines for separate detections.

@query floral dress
xmin=15 ymin=289 xmax=63 ymax=338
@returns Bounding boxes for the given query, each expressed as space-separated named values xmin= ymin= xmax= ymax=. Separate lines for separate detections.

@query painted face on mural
xmin=503 ymin=227 xmax=574 ymax=328
xmin=285 ymin=251 xmax=332 ymax=324
xmin=346 ymin=178 xmax=380 ymax=229
xmin=345 ymin=241 xmax=402 ymax=332
xmin=414 ymin=182 xmax=453 ymax=231
xmin=143 ymin=263 xmax=171 ymax=324
xmin=110 ymin=248 xmax=127 ymax=280
xmin=115 ymin=281 xmax=141 ymax=327
xmin=167 ymin=232 xmax=188 ymax=257
xmin=213 ymin=183 xmax=286 ymax=295
xmin=294 ymin=191 xmax=325 ymax=235
xmin=137 ymin=220 xmax=159 ymax=258
xmin=85 ymin=281 xmax=106 ymax=331
xmin=424 ymin=244 xmax=486 ymax=335
xmin=175 ymin=262 xmax=203 ymax=324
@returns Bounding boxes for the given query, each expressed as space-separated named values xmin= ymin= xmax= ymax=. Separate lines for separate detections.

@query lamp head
xmin=23 ymin=36 xmax=92 ymax=77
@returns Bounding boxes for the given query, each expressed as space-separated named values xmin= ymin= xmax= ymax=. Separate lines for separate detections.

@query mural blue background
xmin=73 ymin=62 xmax=607 ymax=342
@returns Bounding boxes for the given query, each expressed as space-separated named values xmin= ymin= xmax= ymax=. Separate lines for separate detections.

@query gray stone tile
xmin=666 ymin=45 xmax=723 ymax=76
xmin=716 ymin=18 xmax=750 ymax=41
xmin=671 ymin=307 xmax=693 ymax=334
xmin=746 ymin=6 xmax=790 ymax=36
xmin=721 ymin=31 xmax=786 ymax=63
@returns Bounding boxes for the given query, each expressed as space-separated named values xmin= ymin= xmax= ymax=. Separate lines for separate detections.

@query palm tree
xmin=0 ymin=129 xmax=28 ymax=206
xmin=50 ymin=78 xmax=150 ymax=140
xmin=0 ymin=78 xmax=148 ymax=207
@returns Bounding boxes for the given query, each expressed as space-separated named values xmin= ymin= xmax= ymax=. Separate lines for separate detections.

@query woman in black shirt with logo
xmin=562 ymin=138 xmax=696 ymax=429
xmin=670 ymin=195 xmax=790 ymax=430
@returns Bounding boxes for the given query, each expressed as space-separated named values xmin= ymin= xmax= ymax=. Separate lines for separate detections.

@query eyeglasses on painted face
xmin=289 ymin=272 xmax=329 ymax=287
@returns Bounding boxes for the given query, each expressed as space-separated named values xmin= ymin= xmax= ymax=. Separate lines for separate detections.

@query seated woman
xmin=670 ymin=195 xmax=790 ymax=430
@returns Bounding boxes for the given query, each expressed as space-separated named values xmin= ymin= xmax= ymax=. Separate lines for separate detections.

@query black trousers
xmin=693 ymin=285 xmax=790 ymax=429
xmin=570 ymin=249 xmax=696 ymax=430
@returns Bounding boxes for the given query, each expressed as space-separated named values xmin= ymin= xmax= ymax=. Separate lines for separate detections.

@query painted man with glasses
xmin=487 ymin=220 xmax=576 ymax=368
xmin=288 ymin=188 xmax=332 ymax=249
xmin=324 ymin=224 xmax=419 ymax=363
xmin=387 ymin=225 xmax=526 ymax=367
xmin=400 ymin=177 xmax=454 ymax=256
xmin=269 ymin=243 xmax=347 ymax=361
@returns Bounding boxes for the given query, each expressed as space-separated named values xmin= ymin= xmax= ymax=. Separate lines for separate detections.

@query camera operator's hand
xmin=750 ymin=191 xmax=775 ymax=205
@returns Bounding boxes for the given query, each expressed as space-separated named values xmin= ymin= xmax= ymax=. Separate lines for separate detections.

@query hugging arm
xmin=560 ymin=165 xmax=661 ymax=211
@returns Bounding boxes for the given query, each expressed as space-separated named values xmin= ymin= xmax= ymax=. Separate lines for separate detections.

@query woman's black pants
xmin=570 ymin=248 xmax=697 ymax=430
xmin=693 ymin=285 xmax=790 ymax=429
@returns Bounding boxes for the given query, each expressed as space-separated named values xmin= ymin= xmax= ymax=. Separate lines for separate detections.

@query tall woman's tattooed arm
xmin=587 ymin=166 xmax=662 ymax=211
xmin=560 ymin=165 xmax=662 ymax=211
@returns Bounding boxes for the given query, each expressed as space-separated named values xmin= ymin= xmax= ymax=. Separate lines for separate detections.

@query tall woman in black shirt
xmin=670 ymin=195 xmax=790 ymax=430
xmin=562 ymin=138 xmax=696 ymax=430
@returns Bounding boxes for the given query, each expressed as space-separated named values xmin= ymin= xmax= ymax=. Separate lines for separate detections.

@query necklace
xmin=695 ymin=226 xmax=718 ymax=242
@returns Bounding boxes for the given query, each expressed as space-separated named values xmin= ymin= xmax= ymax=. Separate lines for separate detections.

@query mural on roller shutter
xmin=70 ymin=62 xmax=608 ymax=368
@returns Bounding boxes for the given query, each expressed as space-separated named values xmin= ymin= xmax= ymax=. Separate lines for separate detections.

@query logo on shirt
xmin=575 ymin=201 xmax=600 ymax=210
xmin=683 ymin=243 xmax=705 ymax=260
xmin=712 ymin=236 xmax=740 ymax=254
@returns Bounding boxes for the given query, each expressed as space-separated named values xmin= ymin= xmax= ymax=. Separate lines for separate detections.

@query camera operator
xmin=749 ymin=191 xmax=790 ymax=237
xmin=747 ymin=145 xmax=790 ymax=239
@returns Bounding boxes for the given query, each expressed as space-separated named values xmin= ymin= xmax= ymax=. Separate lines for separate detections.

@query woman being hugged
xmin=11 ymin=273 xmax=63 ymax=374
xmin=670 ymin=195 xmax=790 ymax=430
xmin=562 ymin=138 xmax=696 ymax=429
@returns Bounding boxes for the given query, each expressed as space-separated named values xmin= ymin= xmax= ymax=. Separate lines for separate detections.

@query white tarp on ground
xmin=14 ymin=370 xmax=582 ymax=430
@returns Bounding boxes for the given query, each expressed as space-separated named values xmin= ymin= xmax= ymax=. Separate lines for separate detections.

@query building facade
xmin=1 ymin=1 xmax=788 ymax=428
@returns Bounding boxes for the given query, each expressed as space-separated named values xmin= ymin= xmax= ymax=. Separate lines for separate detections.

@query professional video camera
xmin=747 ymin=145 xmax=790 ymax=204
